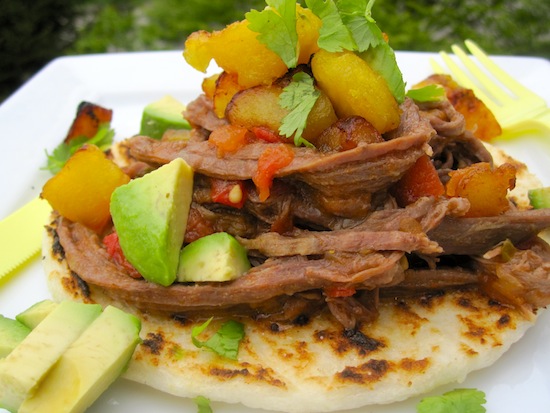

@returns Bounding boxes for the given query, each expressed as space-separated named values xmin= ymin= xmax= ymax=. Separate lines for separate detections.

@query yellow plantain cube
xmin=311 ymin=49 xmax=400 ymax=134
xmin=183 ymin=5 xmax=322 ymax=89
xmin=226 ymin=84 xmax=337 ymax=142
xmin=296 ymin=6 xmax=322 ymax=65
xmin=213 ymin=72 xmax=245 ymax=118
xmin=183 ymin=20 xmax=287 ymax=89
xmin=41 ymin=145 xmax=130 ymax=233
xmin=182 ymin=30 xmax=213 ymax=73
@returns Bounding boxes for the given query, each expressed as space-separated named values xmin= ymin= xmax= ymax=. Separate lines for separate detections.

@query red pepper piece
xmin=103 ymin=232 xmax=142 ymax=279
xmin=324 ymin=285 xmax=357 ymax=298
xmin=208 ymin=124 xmax=252 ymax=157
xmin=211 ymin=178 xmax=246 ymax=209
xmin=253 ymin=143 xmax=295 ymax=202
xmin=392 ymin=154 xmax=445 ymax=207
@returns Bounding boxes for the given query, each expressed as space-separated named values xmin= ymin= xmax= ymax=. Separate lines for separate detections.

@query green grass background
xmin=1 ymin=0 xmax=549 ymax=101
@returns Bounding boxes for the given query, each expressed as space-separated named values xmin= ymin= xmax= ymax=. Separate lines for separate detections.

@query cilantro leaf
xmin=44 ymin=123 xmax=114 ymax=175
xmin=194 ymin=395 xmax=213 ymax=413
xmin=305 ymin=0 xmax=356 ymax=52
xmin=406 ymin=84 xmax=446 ymax=103
xmin=279 ymin=72 xmax=319 ymax=147
xmin=359 ymin=41 xmax=406 ymax=104
xmin=334 ymin=0 xmax=384 ymax=52
xmin=417 ymin=388 xmax=487 ymax=413
xmin=245 ymin=0 xmax=298 ymax=68
xmin=192 ymin=317 xmax=245 ymax=360
xmin=305 ymin=0 xmax=384 ymax=53
xmin=340 ymin=14 xmax=384 ymax=52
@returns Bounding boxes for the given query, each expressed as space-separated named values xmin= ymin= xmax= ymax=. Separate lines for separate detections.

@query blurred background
xmin=1 ymin=0 xmax=549 ymax=102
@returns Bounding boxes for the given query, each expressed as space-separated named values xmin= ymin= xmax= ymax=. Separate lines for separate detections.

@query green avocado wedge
xmin=18 ymin=305 xmax=141 ymax=413
xmin=110 ymin=158 xmax=194 ymax=286
xmin=16 ymin=300 xmax=58 ymax=330
xmin=0 ymin=316 xmax=31 ymax=359
xmin=0 ymin=301 xmax=102 ymax=412
xmin=177 ymin=232 xmax=251 ymax=282
xmin=139 ymin=95 xmax=190 ymax=139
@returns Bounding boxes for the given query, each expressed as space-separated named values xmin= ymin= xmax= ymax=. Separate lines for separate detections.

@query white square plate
xmin=1 ymin=50 xmax=549 ymax=412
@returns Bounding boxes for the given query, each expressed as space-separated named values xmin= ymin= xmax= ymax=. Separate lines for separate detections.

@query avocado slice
xmin=0 ymin=301 xmax=102 ymax=412
xmin=16 ymin=300 xmax=58 ymax=330
xmin=19 ymin=305 xmax=141 ymax=413
xmin=110 ymin=158 xmax=194 ymax=286
xmin=0 ymin=316 xmax=31 ymax=359
xmin=139 ymin=95 xmax=190 ymax=139
xmin=177 ymin=232 xmax=251 ymax=282
xmin=528 ymin=187 xmax=550 ymax=209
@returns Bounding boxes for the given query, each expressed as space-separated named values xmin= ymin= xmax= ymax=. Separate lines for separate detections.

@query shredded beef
xmin=239 ymin=229 xmax=441 ymax=257
xmin=56 ymin=217 xmax=404 ymax=312
xmin=476 ymin=237 xmax=550 ymax=313
xmin=54 ymin=95 xmax=550 ymax=328
xmin=428 ymin=209 xmax=550 ymax=255
xmin=54 ymin=196 xmax=468 ymax=314
xmin=237 ymin=197 xmax=470 ymax=258
xmin=124 ymin=99 xmax=432 ymax=216
xmin=184 ymin=94 xmax=228 ymax=132
xmin=419 ymin=99 xmax=493 ymax=183
xmin=382 ymin=267 xmax=480 ymax=296
xmin=326 ymin=296 xmax=379 ymax=330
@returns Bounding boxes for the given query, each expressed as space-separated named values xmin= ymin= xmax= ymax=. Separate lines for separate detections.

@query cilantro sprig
xmin=305 ymin=0 xmax=356 ymax=52
xmin=306 ymin=0 xmax=384 ymax=53
xmin=245 ymin=0 xmax=299 ymax=68
xmin=191 ymin=317 xmax=245 ymax=360
xmin=194 ymin=395 xmax=213 ymax=413
xmin=359 ymin=42 xmax=406 ymax=104
xmin=247 ymin=0 xmax=406 ymax=145
xmin=44 ymin=123 xmax=114 ymax=174
xmin=279 ymin=72 xmax=319 ymax=147
xmin=247 ymin=0 xmax=406 ymax=104
xmin=417 ymin=388 xmax=487 ymax=413
xmin=406 ymin=84 xmax=446 ymax=103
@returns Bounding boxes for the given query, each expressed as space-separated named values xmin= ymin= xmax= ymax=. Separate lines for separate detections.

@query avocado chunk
xmin=0 ymin=316 xmax=31 ymax=359
xmin=0 ymin=301 xmax=102 ymax=412
xmin=528 ymin=187 xmax=550 ymax=209
xmin=19 ymin=305 xmax=141 ymax=413
xmin=16 ymin=300 xmax=58 ymax=330
xmin=177 ymin=232 xmax=251 ymax=282
xmin=110 ymin=158 xmax=194 ymax=286
xmin=139 ymin=95 xmax=190 ymax=139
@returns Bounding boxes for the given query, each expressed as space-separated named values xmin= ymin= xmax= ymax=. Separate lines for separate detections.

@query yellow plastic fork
xmin=431 ymin=39 xmax=550 ymax=134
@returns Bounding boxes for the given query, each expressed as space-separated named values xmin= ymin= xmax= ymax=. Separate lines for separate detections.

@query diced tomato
xmin=253 ymin=143 xmax=295 ymax=202
xmin=211 ymin=178 xmax=246 ymax=209
xmin=392 ymin=154 xmax=445 ymax=207
xmin=184 ymin=207 xmax=215 ymax=243
xmin=251 ymin=126 xmax=284 ymax=143
xmin=65 ymin=102 xmax=113 ymax=143
xmin=103 ymin=232 xmax=142 ymax=279
xmin=324 ymin=285 xmax=357 ymax=298
xmin=208 ymin=124 xmax=252 ymax=157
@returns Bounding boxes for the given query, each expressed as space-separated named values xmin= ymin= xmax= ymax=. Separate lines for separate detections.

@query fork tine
xmin=464 ymin=40 xmax=541 ymax=101
xmin=450 ymin=44 xmax=513 ymax=106
xmin=437 ymin=50 xmax=499 ymax=112
xmin=429 ymin=58 xmax=445 ymax=74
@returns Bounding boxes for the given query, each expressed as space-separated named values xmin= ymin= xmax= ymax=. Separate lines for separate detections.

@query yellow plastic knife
xmin=0 ymin=198 xmax=52 ymax=281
